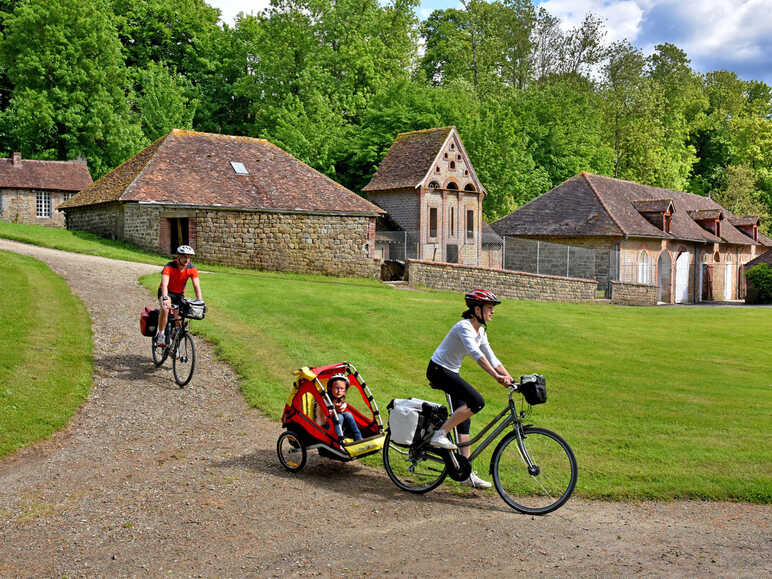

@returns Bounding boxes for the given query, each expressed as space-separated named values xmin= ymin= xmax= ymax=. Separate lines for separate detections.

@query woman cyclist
xmin=427 ymin=289 xmax=513 ymax=488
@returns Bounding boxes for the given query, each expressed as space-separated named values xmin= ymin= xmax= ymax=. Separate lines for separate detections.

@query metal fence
xmin=502 ymin=237 xmax=596 ymax=280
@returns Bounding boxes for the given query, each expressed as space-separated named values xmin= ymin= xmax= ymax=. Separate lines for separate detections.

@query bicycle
xmin=383 ymin=376 xmax=577 ymax=515
xmin=152 ymin=297 xmax=205 ymax=387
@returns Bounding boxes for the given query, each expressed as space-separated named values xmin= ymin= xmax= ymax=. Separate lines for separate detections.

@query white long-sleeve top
xmin=431 ymin=319 xmax=502 ymax=373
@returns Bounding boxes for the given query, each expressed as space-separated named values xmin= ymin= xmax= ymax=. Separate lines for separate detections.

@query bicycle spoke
xmin=172 ymin=332 xmax=196 ymax=387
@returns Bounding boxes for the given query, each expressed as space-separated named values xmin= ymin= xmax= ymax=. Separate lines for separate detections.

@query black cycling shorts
xmin=426 ymin=360 xmax=485 ymax=435
xmin=157 ymin=290 xmax=184 ymax=308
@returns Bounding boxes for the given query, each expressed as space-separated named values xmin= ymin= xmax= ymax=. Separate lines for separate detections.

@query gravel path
xmin=0 ymin=238 xmax=769 ymax=577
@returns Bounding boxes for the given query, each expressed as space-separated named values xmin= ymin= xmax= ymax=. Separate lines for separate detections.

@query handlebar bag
xmin=519 ymin=374 xmax=547 ymax=405
xmin=181 ymin=299 xmax=206 ymax=320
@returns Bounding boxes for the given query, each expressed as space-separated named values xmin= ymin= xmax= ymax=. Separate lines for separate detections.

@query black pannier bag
xmin=387 ymin=398 xmax=449 ymax=446
xmin=181 ymin=299 xmax=206 ymax=320
xmin=519 ymin=374 xmax=547 ymax=405
xmin=140 ymin=307 xmax=159 ymax=337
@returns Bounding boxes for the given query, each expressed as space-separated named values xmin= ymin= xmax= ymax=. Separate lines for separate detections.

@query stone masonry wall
xmin=64 ymin=203 xmax=123 ymax=239
xmin=1 ymin=188 xmax=71 ymax=227
xmin=195 ymin=209 xmax=381 ymax=278
xmin=610 ymin=281 xmax=658 ymax=305
xmin=407 ymin=259 xmax=596 ymax=302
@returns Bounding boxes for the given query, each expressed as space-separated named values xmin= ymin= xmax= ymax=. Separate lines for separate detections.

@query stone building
xmin=491 ymin=173 xmax=772 ymax=303
xmin=0 ymin=153 xmax=92 ymax=227
xmin=362 ymin=127 xmax=488 ymax=266
xmin=58 ymin=130 xmax=384 ymax=278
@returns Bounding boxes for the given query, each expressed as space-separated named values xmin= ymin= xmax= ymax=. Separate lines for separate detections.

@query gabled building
xmin=0 ymin=153 xmax=92 ymax=227
xmin=491 ymin=173 xmax=771 ymax=303
xmin=59 ymin=129 xmax=384 ymax=278
xmin=362 ymin=126 xmax=487 ymax=265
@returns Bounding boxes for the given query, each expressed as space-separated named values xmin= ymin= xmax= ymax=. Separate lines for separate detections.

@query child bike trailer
xmin=277 ymin=362 xmax=386 ymax=472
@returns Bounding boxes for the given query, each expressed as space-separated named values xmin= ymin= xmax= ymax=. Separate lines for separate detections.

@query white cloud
xmin=539 ymin=0 xmax=772 ymax=82
xmin=207 ymin=0 xmax=271 ymax=25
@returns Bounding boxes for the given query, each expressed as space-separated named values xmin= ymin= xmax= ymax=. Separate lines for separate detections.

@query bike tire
xmin=151 ymin=334 xmax=169 ymax=367
xmin=382 ymin=432 xmax=447 ymax=494
xmin=490 ymin=427 xmax=577 ymax=515
xmin=172 ymin=331 xmax=196 ymax=387
xmin=277 ymin=430 xmax=307 ymax=472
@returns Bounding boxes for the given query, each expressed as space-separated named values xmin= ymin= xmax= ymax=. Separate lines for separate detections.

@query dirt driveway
xmin=0 ymin=239 xmax=769 ymax=577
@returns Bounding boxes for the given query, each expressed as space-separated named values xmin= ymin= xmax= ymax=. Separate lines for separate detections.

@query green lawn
xmin=2 ymin=222 xmax=770 ymax=502
xmin=140 ymin=269 xmax=772 ymax=503
xmin=0 ymin=250 xmax=92 ymax=458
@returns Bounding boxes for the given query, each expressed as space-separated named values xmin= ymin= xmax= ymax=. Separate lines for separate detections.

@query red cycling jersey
xmin=159 ymin=261 xmax=199 ymax=295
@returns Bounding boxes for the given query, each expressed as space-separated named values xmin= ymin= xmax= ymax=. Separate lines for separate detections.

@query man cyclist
xmin=426 ymin=289 xmax=513 ymax=488
xmin=155 ymin=245 xmax=203 ymax=347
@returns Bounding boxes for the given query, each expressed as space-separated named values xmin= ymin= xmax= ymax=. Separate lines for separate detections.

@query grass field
xmin=2 ymin=222 xmax=770 ymax=502
xmin=140 ymin=268 xmax=772 ymax=503
xmin=0 ymin=250 xmax=92 ymax=458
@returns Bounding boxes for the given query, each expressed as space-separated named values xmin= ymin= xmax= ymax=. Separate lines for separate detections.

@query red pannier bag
xmin=140 ymin=306 xmax=160 ymax=337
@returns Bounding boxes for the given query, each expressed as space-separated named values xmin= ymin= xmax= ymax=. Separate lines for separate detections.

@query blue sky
xmin=207 ymin=0 xmax=772 ymax=84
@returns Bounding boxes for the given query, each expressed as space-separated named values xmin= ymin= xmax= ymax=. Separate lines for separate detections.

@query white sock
xmin=434 ymin=428 xmax=446 ymax=437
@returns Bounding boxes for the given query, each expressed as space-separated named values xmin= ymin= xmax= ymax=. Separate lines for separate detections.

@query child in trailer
xmin=326 ymin=374 xmax=363 ymax=441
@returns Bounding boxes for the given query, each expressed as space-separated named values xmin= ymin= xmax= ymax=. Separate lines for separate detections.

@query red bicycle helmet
xmin=465 ymin=289 xmax=501 ymax=308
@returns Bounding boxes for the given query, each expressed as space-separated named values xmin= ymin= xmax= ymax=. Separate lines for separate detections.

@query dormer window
xmin=664 ymin=212 xmax=672 ymax=233
xmin=715 ymin=220 xmax=720 ymax=237
xmin=753 ymin=225 xmax=758 ymax=242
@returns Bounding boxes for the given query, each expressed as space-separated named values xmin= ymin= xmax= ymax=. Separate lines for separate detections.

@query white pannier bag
xmin=387 ymin=398 xmax=448 ymax=446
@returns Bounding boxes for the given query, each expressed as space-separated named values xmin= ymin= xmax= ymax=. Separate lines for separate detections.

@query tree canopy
xmin=0 ymin=0 xmax=769 ymax=231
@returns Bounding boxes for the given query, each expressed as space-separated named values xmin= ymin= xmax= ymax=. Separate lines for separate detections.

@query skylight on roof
xmin=230 ymin=161 xmax=249 ymax=175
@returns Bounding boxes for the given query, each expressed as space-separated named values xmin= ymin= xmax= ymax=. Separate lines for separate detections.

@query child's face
xmin=329 ymin=380 xmax=347 ymax=398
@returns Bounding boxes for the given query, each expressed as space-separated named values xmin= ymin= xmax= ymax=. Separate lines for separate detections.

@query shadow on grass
xmin=213 ymin=447 xmax=512 ymax=514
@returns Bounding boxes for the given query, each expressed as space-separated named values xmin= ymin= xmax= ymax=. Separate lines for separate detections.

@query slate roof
xmin=729 ymin=216 xmax=761 ymax=227
xmin=491 ymin=173 xmax=764 ymax=247
xmin=633 ymin=199 xmax=673 ymax=213
xmin=59 ymin=130 xmax=384 ymax=215
xmin=0 ymin=155 xmax=92 ymax=192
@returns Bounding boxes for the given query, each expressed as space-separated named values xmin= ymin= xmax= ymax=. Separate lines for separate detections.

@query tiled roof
xmin=729 ymin=216 xmax=760 ymax=227
xmin=633 ymin=199 xmax=673 ymax=213
xmin=491 ymin=174 xmax=624 ymax=238
xmin=482 ymin=221 xmax=502 ymax=245
xmin=745 ymin=251 xmax=772 ymax=268
xmin=688 ymin=209 xmax=723 ymax=221
xmin=492 ymin=173 xmax=764 ymax=247
xmin=60 ymin=130 xmax=384 ymax=215
xmin=0 ymin=156 xmax=92 ymax=192
xmin=362 ymin=127 xmax=454 ymax=192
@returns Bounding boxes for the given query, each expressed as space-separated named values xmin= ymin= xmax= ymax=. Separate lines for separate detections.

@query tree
xmin=135 ymin=61 xmax=197 ymax=141
xmin=0 ymin=0 xmax=144 ymax=177
xmin=712 ymin=164 xmax=769 ymax=222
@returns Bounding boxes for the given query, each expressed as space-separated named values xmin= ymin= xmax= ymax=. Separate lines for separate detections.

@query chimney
xmin=12 ymin=152 xmax=21 ymax=167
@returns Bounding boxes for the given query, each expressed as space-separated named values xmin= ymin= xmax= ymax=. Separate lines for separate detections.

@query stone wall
xmin=610 ymin=281 xmax=658 ymax=305
xmin=67 ymin=203 xmax=380 ymax=278
xmin=64 ymin=203 xmax=123 ymax=238
xmin=407 ymin=259 xmax=597 ymax=302
xmin=0 ymin=188 xmax=71 ymax=227
xmin=196 ymin=209 xmax=380 ymax=278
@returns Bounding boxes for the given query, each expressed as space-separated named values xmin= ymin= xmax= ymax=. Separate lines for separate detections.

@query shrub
xmin=745 ymin=263 xmax=772 ymax=304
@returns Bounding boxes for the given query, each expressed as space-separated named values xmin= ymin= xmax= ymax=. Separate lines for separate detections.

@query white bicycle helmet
xmin=176 ymin=245 xmax=195 ymax=255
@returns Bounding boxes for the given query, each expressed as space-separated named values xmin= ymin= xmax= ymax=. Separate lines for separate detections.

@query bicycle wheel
xmin=277 ymin=430 xmax=307 ymax=472
xmin=383 ymin=432 xmax=447 ymax=494
xmin=172 ymin=332 xmax=196 ymax=387
xmin=151 ymin=333 xmax=169 ymax=367
xmin=490 ymin=427 xmax=577 ymax=515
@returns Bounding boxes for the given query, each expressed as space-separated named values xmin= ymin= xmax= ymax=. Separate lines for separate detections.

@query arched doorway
xmin=657 ymin=251 xmax=672 ymax=303
xmin=675 ymin=252 xmax=690 ymax=303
